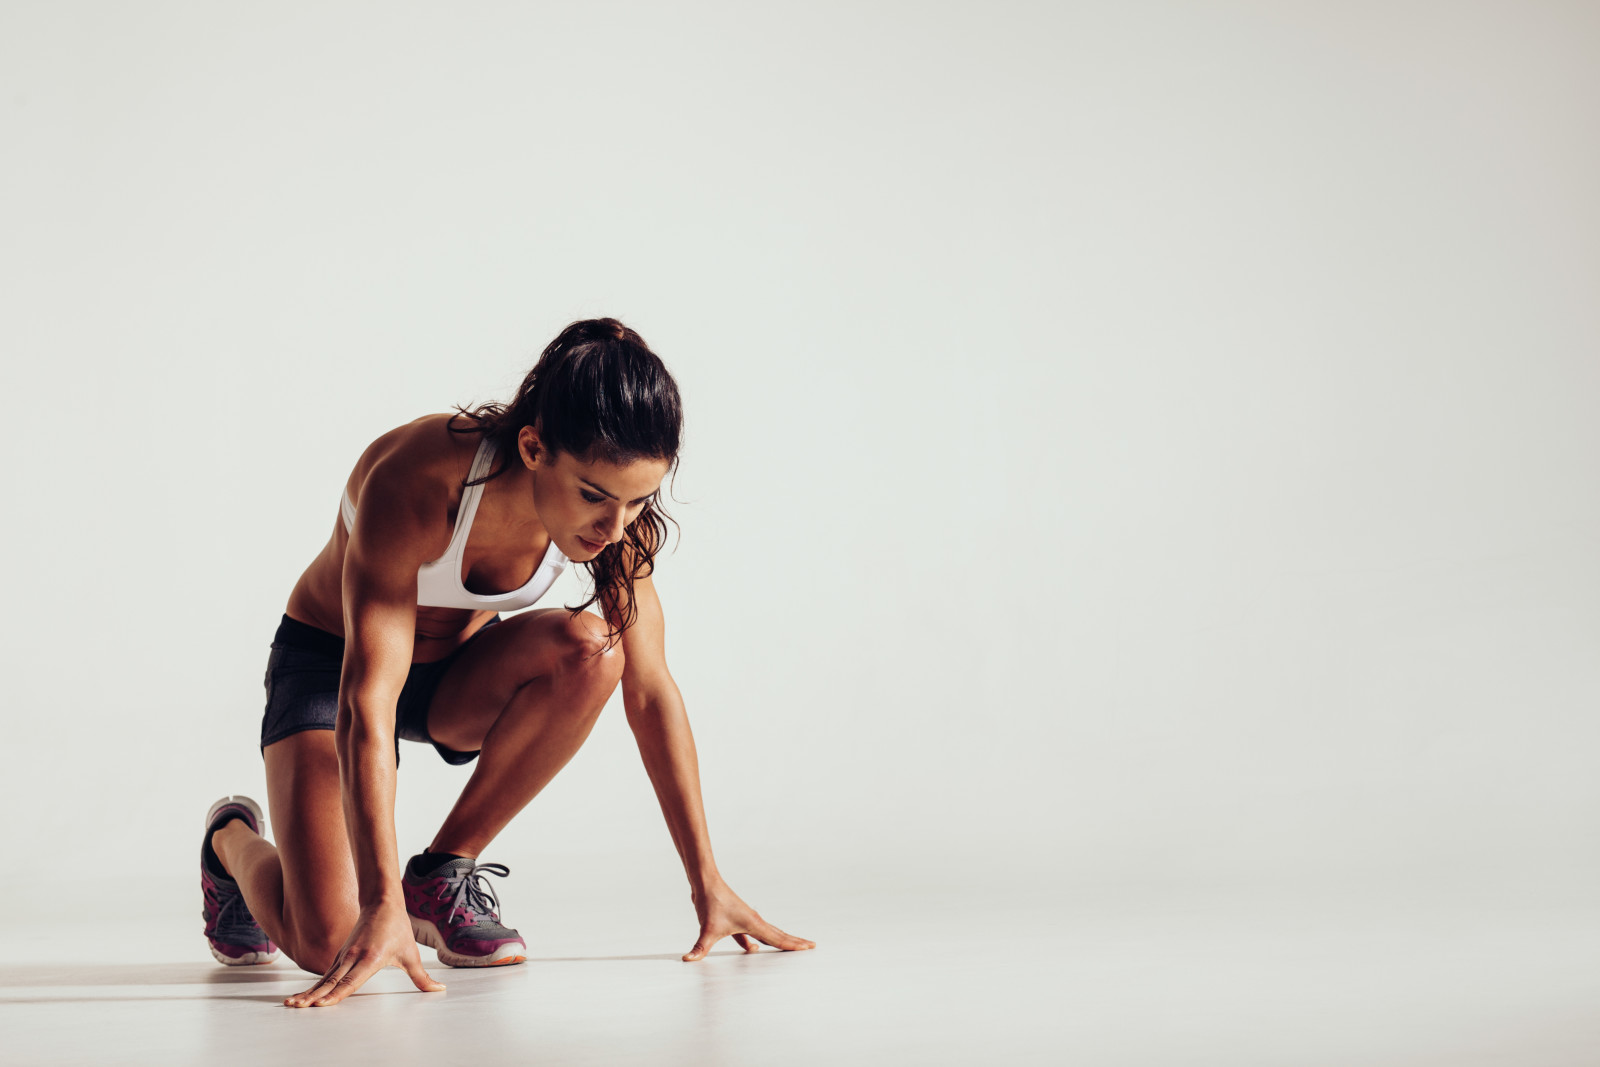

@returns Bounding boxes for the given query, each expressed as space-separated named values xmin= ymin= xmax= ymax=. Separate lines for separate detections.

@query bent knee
xmin=290 ymin=936 xmax=344 ymax=976
xmin=283 ymin=913 xmax=355 ymax=976
xmin=555 ymin=611 xmax=625 ymax=680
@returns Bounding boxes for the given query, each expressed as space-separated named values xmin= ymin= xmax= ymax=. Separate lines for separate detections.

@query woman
xmin=199 ymin=318 xmax=814 ymax=1008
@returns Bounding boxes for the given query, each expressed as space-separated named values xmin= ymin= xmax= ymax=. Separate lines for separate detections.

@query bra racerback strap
xmin=440 ymin=437 xmax=497 ymax=560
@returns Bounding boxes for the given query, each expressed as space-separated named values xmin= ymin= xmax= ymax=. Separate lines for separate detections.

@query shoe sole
xmin=410 ymin=915 xmax=526 ymax=968
xmin=204 ymin=794 xmax=266 ymax=836
xmin=210 ymin=945 xmax=279 ymax=966
xmin=203 ymin=794 xmax=277 ymax=966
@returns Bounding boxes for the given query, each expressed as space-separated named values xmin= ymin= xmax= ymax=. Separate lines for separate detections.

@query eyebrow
xmin=580 ymin=478 xmax=655 ymax=505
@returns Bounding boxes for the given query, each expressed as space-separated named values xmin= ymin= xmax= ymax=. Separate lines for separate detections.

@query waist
xmin=271 ymin=614 xmax=346 ymax=658
xmin=271 ymin=613 xmax=503 ymax=660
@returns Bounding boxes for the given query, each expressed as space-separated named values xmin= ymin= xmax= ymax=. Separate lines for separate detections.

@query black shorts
xmin=259 ymin=613 xmax=501 ymax=766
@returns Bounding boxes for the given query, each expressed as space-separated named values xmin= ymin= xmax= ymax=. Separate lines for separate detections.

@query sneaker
xmin=403 ymin=856 xmax=526 ymax=967
xmin=200 ymin=795 xmax=279 ymax=966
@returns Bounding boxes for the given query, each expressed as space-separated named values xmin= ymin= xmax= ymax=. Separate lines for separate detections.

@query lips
xmin=579 ymin=537 xmax=606 ymax=552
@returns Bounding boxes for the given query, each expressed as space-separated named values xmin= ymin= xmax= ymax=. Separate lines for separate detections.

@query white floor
xmin=3 ymin=862 xmax=1597 ymax=1066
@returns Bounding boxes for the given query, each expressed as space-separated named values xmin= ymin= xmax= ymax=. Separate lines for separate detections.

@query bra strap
xmin=442 ymin=437 xmax=496 ymax=561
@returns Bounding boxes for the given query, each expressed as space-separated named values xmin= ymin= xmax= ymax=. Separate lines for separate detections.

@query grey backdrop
xmin=2 ymin=2 xmax=1596 ymax=916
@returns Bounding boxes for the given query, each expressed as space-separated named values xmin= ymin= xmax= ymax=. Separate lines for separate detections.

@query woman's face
xmin=517 ymin=426 xmax=670 ymax=559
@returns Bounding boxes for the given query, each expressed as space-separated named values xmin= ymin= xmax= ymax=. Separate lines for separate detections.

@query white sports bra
xmin=340 ymin=437 xmax=569 ymax=611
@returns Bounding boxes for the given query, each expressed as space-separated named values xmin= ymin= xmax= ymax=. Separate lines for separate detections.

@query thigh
xmin=425 ymin=607 xmax=613 ymax=752
xmin=260 ymin=644 xmax=342 ymax=750
xmin=264 ymin=730 xmax=360 ymax=963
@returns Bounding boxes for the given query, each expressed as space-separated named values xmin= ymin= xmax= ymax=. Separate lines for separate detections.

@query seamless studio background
xmin=1 ymin=2 xmax=1597 ymax=1063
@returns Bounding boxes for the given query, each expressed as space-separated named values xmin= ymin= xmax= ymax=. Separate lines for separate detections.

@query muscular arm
xmin=335 ymin=460 xmax=436 ymax=907
xmin=285 ymin=456 xmax=451 ymax=1007
xmin=606 ymin=562 xmax=815 ymax=961
xmin=611 ymin=570 xmax=721 ymax=889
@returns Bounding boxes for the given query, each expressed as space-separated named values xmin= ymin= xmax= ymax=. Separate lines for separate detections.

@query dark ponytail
xmin=448 ymin=318 xmax=683 ymax=651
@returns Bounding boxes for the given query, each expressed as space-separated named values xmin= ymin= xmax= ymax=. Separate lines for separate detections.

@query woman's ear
xmin=516 ymin=424 xmax=543 ymax=470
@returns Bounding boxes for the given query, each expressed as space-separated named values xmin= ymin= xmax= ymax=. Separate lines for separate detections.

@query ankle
xmin=210 ymin=820 xmax=255 ymax=873
xmin=409 ymin=847 xmax=476 ymax=879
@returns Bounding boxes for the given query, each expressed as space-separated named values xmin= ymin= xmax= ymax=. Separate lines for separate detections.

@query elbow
xmin=333 ymin=702 xmax=362 ymax=746
xmin=333 ymin=700 xmax=392 ymax=756
xmin=624 ymin=699 xmax=663 ymax=732
xmin=622 ymin=675 xmax=682 ymax=729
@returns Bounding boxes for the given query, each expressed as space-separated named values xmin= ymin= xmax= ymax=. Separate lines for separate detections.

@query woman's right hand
xmin=283 ymin=900 xmax=445 ymax=1008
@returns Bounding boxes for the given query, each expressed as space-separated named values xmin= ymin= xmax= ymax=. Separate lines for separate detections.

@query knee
xmin=554 ymin=611 xmax=625 ymax=689
xmin=290 ymin=936 xmax=342 ymax=977
xmin=284 ymin=914 xmax=353 ymax=976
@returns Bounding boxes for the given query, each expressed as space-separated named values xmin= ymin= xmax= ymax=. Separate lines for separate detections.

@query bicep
xmin=338 ymin=465 xmax=439 ymax=714
xmin=608 ymin=569 xmax=677 ymax=715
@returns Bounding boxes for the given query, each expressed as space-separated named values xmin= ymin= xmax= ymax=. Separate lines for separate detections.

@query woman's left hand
xmin=683 ymin=881 xmax=816 ymax=961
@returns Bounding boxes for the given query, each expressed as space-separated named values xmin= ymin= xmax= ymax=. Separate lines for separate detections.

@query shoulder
xmin=598 ymin=537 xmax=661 ymax=630
xmin=607 ymin=543 xmax=672 ymax=706
xmin=348 ymin=415 xmax=478 ymax=500
xmin=615 ymin=536 xmax=655 ymax=580
xmin=344 ymin=414 xmax=483 ymax=558
xmin=598 ymin=538 xmax=655 ymax=607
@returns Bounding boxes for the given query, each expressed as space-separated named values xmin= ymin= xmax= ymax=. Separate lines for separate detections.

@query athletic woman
xmin=198 ymin=318 xmax=814 ymax=1008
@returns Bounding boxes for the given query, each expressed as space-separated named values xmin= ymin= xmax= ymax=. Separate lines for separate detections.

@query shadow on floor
xmin=0 ymin=961 xmax=298 ymax=987
xmin=0 ymin=949 xmax=778 ymax=1006
xmin=526 ymin=949 xmax=783 ymax=963
xmin=0 ymin=961 xmax=522 ymax=1005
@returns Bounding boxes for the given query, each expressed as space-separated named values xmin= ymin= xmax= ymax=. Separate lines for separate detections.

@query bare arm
xmin=606 ymin=563 xmax=815 ymax=961
xmin=612 ymin=570 xmax=719 ymax=889
xmin=335 ymin=475 xmax=424 ymax=908
xmin=284 ymin=458 xmax=449 ymax=1007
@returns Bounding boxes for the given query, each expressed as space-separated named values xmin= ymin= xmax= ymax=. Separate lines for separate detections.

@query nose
xmin=595 ymin=506 xmax=627 ymax=546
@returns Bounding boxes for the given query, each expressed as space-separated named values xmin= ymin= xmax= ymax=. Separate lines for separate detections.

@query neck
xmin=476 ymin=461 xmax=543 ymax=535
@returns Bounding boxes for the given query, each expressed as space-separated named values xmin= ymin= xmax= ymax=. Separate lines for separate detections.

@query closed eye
xmin=582 ymin=489 xmax=653 ymax=508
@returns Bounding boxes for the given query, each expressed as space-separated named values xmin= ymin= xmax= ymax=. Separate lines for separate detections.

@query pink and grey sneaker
xmin=403 ymin=855 xmax=527 ymax=967
xmin=200 ymin=795 xmax=279 ymax=966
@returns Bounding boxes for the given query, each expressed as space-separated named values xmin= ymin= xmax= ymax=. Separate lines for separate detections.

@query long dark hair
xmin=447 ymin=317 xmax=683 ymax=651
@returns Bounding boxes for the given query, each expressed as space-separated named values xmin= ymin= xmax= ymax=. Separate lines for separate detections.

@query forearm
xmin=334 ymin=703 xmax=403 ymax=907
xmin=626 ymin=690 xmax=722 ymax=892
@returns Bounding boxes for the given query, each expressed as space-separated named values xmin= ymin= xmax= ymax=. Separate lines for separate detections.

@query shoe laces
xmin=437 ymin=862 xmax=511 ymax=925
xmin=212 ymin=887 xmax=264 ymax=943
